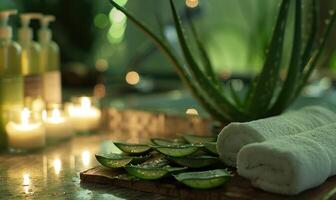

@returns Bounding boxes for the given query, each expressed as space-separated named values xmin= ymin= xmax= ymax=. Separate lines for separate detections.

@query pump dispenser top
xmin=0 ymin=10 xmax=17 ymax=40
xmin=38 ymin=15 xmax=55 ymax=44
xmin=19 ymin=13 xmax=42 ymax=44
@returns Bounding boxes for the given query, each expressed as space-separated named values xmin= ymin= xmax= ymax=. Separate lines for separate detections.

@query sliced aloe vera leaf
xmin=168 ymin=155 xmax=219 ymax=168
xmin=130 ymin=154 xmax=152 ymax=165
xmin=150 ymin=138 xmax=185 ymax=146
xmin=96 ymin=153 xmax=152 ymax=168
xmin=141 ymin=157 xmax=169 ymax=167
xmin=125 ymin=165 xmax=187 ymax=180
xmin=173 ymin=169 xmax=232 ymax=189
xmin=95 ymin=153 xmax=133 ymax=168
xmin=203 ymin=142 xmax=218 ymax=155
xmin=153 ymin=144 xmax=200 ymax=157
xmin=183 ymin=134 xmax=217 ymax=144
xmin=114 ymin=142 xmax=152 ymax=155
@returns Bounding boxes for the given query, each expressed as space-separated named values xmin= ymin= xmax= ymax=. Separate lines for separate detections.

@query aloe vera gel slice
xmin=130 ymin=154 xmax=152 ymax=164
xmin=168 ymin=155 xmax=219 ymax=168
xmin=114 ymin=142 xmax=152 ymax=155
xmin=95 ymin=153 xmax=151 ymax=168
xmin=203 ymin=142 xmax=218 ymax=155
xmin=125 ymin=165 xmax=186 ymax=180
xmin=154 ymin=144 xmax=200 ymax=157
xmin=183 ymin=134 xmax=217 ymax=144
xmin=95 ymin=154 xmax=133 ymax=168
xmin=173 ymin=169 xmax=231 ymax=189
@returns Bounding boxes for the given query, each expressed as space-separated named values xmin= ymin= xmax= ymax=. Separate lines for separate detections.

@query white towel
xmin=216 ymin=106 xmax=336 ymax=167
xmin=237 ymin=123 xmax=336 ymax=195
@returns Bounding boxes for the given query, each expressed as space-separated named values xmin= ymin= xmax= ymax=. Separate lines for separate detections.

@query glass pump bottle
xmin=0 ymin=10 xmax=24 ymax=150
xmin=19 ymin=13 xmax=45 ymax=112
xmin=38 ymin=15 xmax=62 ymax=105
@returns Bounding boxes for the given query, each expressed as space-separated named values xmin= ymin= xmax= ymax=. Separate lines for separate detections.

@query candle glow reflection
xmin=23 ymin=173 xmax=30 ymax=194
xmin=23 ymin=173 xmax=30 ymax=186
xmin=53 ymin=159 xmax=62 ymax=175
xmin=81 ymin=150 xmax=91 ymax=167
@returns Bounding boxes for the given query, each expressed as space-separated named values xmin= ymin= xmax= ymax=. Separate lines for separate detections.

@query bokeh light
xmin=107 ymin=1 xmax=128 ymax=44
xmin=94 ymin=83 xmax=106 ymax=98
xmin=94 ymin=13 xmax=109 ymax=29
xmin=186 ymin=108 xmax=199 ymax=115
xmin=125 ymin=71 xmax=140 ymax=85
xmin=109 ymin=8 xmax=126 ymax=24
xmin=186 ymin=0 xmax=199 ymax=8
xmin=95 ymin=59 xmax=109 ymax=72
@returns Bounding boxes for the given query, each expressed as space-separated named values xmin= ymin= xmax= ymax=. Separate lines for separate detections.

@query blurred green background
xmin=1 ymin=0 xmax=336 ymax=100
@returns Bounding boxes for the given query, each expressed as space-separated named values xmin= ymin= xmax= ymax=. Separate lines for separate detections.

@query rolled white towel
xmin=237 ymin=123 xmax=336 ymax=195
xmin=217 ymin=106 xmax=336 ymax=167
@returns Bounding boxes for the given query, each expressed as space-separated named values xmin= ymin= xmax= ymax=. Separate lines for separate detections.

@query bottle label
xmin=0 ymin=76 xmax=24 ymax=150
xmin=24 ymin=75 xmax=44 ymax=98
xmin=0 ymin=76 xmax=24 ymax=123
xmin=43 ymin=71 xmax=62 ymax=104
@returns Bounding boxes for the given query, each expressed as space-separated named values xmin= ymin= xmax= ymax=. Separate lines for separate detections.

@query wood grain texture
xmin=81 ymin=165 xmax=336 ymax=200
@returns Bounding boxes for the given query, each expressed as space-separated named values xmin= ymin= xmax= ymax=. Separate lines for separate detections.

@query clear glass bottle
xmin=38 ymin=15 xmax=62 ymax=105
xmin=0 ymin=10 xmax=24 ymax=150
xmin=19 ymin=13 xmax=45 ymax=113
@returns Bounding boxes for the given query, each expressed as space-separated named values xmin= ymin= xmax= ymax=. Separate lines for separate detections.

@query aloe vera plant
xmin=109 ymin=0 xmax=336 ymax=123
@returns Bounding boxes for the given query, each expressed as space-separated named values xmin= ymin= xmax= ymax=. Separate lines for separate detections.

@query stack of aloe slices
xmin=95 ymin=134 xmax=232 ymax=189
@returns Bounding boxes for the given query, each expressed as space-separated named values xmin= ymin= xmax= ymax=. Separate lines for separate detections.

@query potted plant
xmin=109 ymin=0 xmax=336 ymax=124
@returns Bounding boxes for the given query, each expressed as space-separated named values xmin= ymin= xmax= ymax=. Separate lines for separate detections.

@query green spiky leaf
xmin=269 ymin=0 xmax=302 ymax=115
xmin=293 ymin=8 xmax=336 ymax=100
xmin=247 ymin=0 xmax=290 ymax=117
xmin=169 ymin=0 xmax=248 ymax=121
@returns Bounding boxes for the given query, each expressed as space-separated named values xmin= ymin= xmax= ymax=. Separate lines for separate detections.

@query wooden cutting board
xmin=80 ymin=166 xmax=336 ymax=200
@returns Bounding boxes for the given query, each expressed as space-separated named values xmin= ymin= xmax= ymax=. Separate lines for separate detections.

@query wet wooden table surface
xmin=0 ymin=131 xmax=174 ymax=200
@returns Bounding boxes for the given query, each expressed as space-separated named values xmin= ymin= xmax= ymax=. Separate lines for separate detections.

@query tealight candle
xmin=67 ymin=97 xmax=101 ymax=133
xmin=43 ymin=108 xmax=72 ymax=143
xmin=6 ymin=108 xmax=45 ymax=152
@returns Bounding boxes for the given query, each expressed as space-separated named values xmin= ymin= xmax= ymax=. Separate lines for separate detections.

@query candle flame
xmin=43 ymin=108 xmax=65 ymax=124
xmin=52 ymin=108 xmax=61 ymax=119
xmin=81 ymin=97 xmax=92 ymax=109
xmin=42 ymin=110 xmax=47 ymax=121
xmin=21 ymin=108 xmax=30 ymax=126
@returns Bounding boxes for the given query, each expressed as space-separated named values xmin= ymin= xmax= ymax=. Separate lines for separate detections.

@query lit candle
xmin=67 ymin=97 xmax=101 ymax=132
xmin=6 ymin=108 xmax=45 ymax=151
xmin=44 ymin=108 xmax=72 ymax=142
